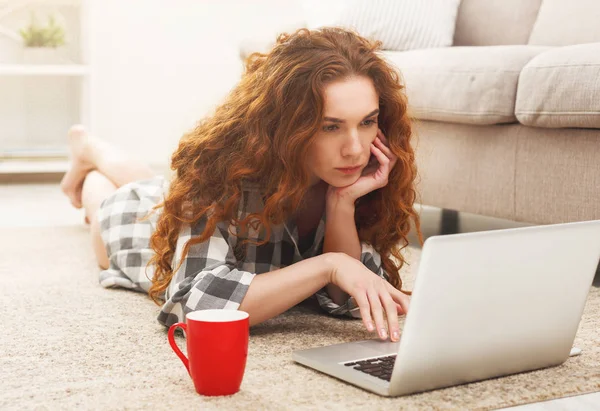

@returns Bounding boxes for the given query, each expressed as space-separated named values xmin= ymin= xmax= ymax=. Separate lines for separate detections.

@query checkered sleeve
xmin=314 ymin=242 xmax=389 ymax=319
xmin=157 ymin=216 xmax=256 ymax=327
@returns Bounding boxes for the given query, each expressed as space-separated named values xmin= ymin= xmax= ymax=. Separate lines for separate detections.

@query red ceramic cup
xmin=168 ymin=309 xmax=250 ymax=396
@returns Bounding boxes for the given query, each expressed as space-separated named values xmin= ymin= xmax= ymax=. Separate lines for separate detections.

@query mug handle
xmin=168 ymin=322 xmax=190 ymax=375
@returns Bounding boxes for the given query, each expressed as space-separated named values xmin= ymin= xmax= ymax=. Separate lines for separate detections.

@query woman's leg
xmin=60 ymin=124 xmax=155 ymax=209
xmin=82 ymin=171 xmax=116 ymax=269
xmin=61 ymin=124 xmax=156 ymax=268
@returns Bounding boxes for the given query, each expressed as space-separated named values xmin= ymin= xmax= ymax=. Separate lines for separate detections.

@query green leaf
xmin=19 ymin=11 xmax=66 ymax=48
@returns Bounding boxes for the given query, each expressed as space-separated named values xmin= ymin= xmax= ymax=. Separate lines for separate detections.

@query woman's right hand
xmin=327 ymin=252 xmax=410 ymax=342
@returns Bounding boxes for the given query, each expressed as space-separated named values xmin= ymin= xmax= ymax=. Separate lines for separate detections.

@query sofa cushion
xmin=515 ymin=43 xmax=600 ymax=129
xmin=528 ymin=0 xmax=600 ymax=46
xmin=309 ymin=0 xmax=461 ymax=51
xmin=383 ymin=46 xmax=549 ymax=125
xmin=453 ymin=0 xmax=542 ymax=46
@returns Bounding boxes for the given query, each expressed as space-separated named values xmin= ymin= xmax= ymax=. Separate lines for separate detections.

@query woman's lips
xmin=336 ymin=166 xmax=361 ymax=174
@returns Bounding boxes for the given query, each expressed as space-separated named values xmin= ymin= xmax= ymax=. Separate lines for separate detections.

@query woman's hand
xmin=327 ymin=128 xmax=397 ymax=205
xmin=328 ymin=252 xmax=409 ymax=342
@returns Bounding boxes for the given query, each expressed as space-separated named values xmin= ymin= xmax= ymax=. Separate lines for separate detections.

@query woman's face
xmin=307 ymin=75 xmax=380 ymax=187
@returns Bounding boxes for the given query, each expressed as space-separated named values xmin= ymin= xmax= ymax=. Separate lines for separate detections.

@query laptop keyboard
xmin=343 ymin=354 xmax=396 ymax=381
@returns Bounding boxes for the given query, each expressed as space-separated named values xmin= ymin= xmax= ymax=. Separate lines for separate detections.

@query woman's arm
xmin=239 ymin=253 xmax=335 ymax=326
xmin=243 ymin=250 xmax=408 ymax=340
xmin=158 ymin=215 xmax=337 ymax=328
xmin=323 ymin=197 xmax=360 ymax=305
xmin=163 ymin=217 xmax=405 ymax=338
xmin=321 ymin=128 xmax=398 ymax=307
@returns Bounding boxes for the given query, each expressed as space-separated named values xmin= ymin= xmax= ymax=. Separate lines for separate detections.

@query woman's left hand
xmin=327 ymin=128 xmax=398 ymax=205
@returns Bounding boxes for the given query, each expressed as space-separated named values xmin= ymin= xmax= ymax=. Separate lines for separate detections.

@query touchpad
xmin=356 ymin=339 xmax=400 ymax=355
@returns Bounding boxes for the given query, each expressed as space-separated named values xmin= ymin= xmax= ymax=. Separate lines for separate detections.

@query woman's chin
xmin=326 ymin=175 xmax=360 ymax=188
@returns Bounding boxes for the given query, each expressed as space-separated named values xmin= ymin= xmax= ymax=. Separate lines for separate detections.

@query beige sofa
xmin=240 ymin=0 xmax=600 ymax=225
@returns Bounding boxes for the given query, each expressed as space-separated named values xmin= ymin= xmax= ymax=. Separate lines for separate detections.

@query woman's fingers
xmin=377 ymin=128 xmax=387 ymax=143
xmin=354 ymin=292 xmax=375 ymax=332
xmin=367 ymin=289 xmax=387 ymax=340
xmin=370 ymin=144 xmax=393 ymax=184
xmin=387 ymin=283 xmax=410 ymax=314
xmin=374 ymin=135 xmax=398 ymax=168
xmin=370 ymin=142 xmax=390 ymax=166
xmin=396 ymin=303 xmax=405 ymax=315
xmin=381 ymin=293 xmax=400 ymax=341
xmin=374 ymin=136 xmax=392 ymax=156
xmin=375 ymin=129 xmax=397 ymax=168
xmin=354 ymin=279 xmax=410 ymax=338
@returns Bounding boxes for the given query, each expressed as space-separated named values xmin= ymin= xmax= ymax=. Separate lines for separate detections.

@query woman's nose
xmin=342 ymin=130 xmax=363 ymax=156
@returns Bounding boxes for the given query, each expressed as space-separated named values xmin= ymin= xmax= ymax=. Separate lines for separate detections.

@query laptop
xmin=293 ymin=219 xmax=600 ymax=397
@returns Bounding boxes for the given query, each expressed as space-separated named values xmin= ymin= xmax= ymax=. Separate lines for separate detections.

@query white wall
xmin=89 ymin=0 xmax=307 ymax=172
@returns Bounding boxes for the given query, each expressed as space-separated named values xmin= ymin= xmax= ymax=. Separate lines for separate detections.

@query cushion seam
xmin=523 ymin=63 xmax=600 ymax=69
xmin=401 ymin=69 xmax=522 ymax=74
xmin=415 ymin=107 xmax=513 ymax=116
xmin=516 ymin=111 xmax=600 ymax=115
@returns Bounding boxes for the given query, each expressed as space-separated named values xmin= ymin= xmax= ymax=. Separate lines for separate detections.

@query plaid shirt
xmin=97 ymin=176 xmax=388 ymax=327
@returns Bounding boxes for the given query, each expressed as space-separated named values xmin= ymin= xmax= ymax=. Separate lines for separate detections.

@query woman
xmin=61 ymin=27 xmax=422 ymax=342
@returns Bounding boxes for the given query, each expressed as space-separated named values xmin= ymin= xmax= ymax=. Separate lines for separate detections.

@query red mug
xmin=168 ymin=309 xmax=250 ymax=396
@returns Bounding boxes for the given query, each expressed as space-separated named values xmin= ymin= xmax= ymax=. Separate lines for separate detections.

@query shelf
xmin=0 ymin=0 xmax=88 ymax=171
xmin=1 ymin=147 xmax=68 ymax=158
xmin=0 ymin=159 xmax=68 ymax=174
xmin=0 ymin=64 xmax=89 ymax=76
xmin=0 ymin=0 xmax=81 ymax=13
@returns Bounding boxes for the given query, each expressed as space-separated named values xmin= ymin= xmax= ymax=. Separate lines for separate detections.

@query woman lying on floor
xmin=60 ymin=27 xmax=423 ymax=342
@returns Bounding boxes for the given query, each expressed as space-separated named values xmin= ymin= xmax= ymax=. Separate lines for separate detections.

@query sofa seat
xmin=516 ymin=42 xmax=600 ymax=129
xmin=383 ymin=45 xmax=549 ymax=125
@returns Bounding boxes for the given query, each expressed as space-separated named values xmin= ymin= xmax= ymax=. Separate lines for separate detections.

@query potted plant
xmin=19 ymin=12 xmax=68 ymax=64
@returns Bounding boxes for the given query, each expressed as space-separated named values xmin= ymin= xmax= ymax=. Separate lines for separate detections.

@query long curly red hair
xmin=146 ymin=27 xmax=423 ymax=305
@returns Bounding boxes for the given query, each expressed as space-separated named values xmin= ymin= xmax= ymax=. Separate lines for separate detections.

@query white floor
xmin=2 ymin=181 xmax=599 ymax=410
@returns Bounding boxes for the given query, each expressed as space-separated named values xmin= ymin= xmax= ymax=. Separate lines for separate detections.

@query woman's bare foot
xmin=60 ymin=125 xmax=95 ymax=209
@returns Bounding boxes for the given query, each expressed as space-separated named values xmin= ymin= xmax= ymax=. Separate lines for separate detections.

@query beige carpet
xmin=1 ymin=226 xmax=599 ymax=410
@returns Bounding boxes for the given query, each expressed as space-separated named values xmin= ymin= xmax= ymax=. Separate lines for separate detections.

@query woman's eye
xmin=362 ymin=119 xmax=378 ymax=126
xmin=322 ymin=119 xmax=376 ymax=132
